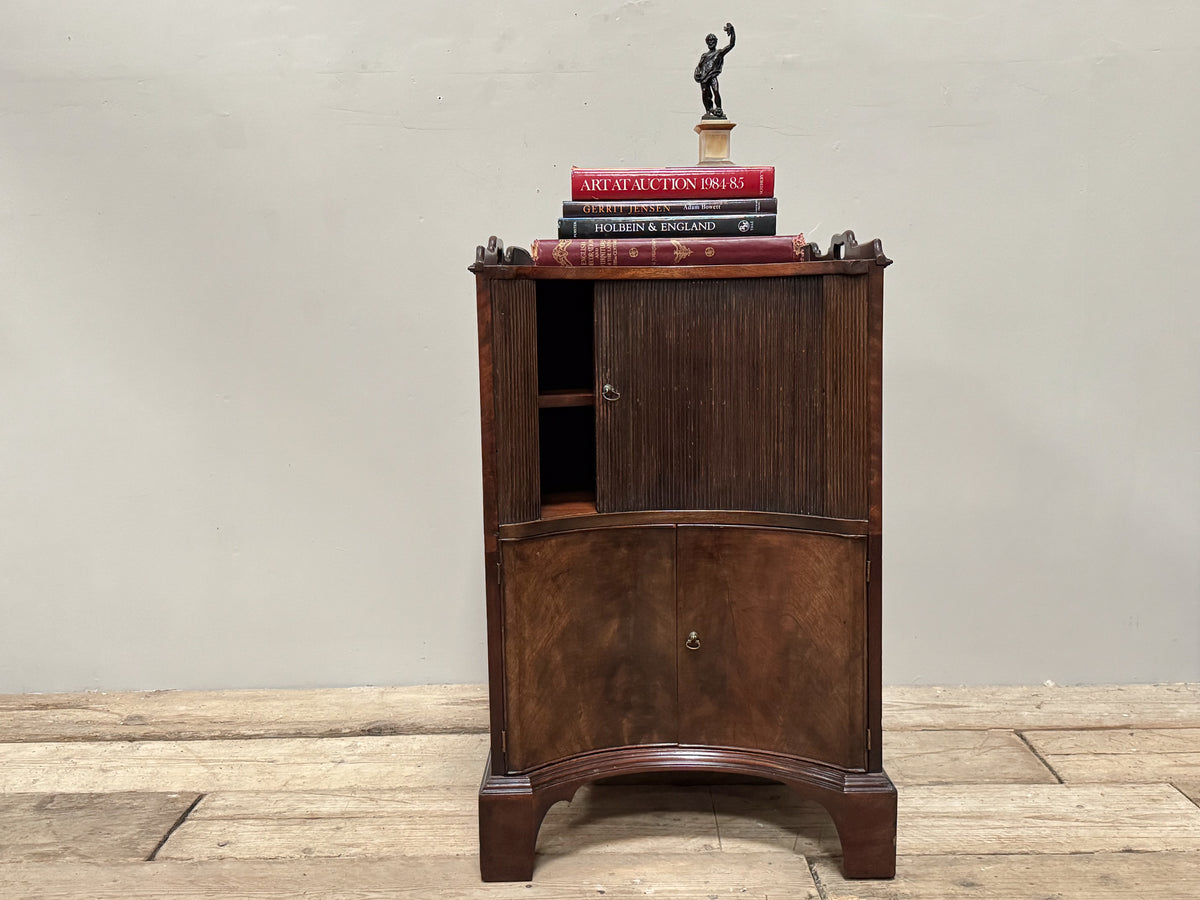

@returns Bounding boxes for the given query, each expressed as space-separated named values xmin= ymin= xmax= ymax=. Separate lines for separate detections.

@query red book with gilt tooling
xmin=531 ymin=234 xmax=808 ymax=267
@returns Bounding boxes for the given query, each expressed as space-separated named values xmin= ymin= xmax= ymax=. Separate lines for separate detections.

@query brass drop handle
xmin=601 ymin=383 xmax=621 ymax=401
xmin=685 ymin=631 xmax=701 ymax=651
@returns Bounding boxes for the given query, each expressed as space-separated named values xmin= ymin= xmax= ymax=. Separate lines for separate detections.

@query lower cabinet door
xmin=676 ymin=526 xmax=868 ymax=770
xmin=501 ymin=526 xmax=678 ymax=772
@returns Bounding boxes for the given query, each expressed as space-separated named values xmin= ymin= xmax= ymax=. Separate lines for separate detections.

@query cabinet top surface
xmin=469 ymin=260 xmax=877 ymax=280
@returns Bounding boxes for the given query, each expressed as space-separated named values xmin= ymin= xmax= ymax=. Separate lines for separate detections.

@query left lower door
xmin=501 ymin=526 xmax=677 ymax=772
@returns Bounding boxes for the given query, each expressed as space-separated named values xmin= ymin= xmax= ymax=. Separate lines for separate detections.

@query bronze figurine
xmin=694 ymin=23 xmax=735 ymax=119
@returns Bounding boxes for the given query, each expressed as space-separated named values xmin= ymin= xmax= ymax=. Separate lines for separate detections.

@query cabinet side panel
xmin=492 ymin=281 xmax=540 ymax=524
xmin=866 ymin=264 xmax=885 ymax=530
xmin=677 ymin=527 xmax=867 ymax=770
xmin=501 ymin=527 xmax=678 ymax=772
xmin=821 ymin=275 xmax=870 ymax=519
xmin=475 ymin=275 xmax=508 ymax=768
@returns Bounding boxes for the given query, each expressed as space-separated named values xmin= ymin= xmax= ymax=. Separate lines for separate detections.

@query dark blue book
xmin=558 ymin=213 xmax=777 ymax=239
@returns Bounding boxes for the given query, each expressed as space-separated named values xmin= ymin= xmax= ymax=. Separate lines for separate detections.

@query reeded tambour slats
xmin=822 ymin=275 xmax=869 ymax=517
xmin=595 ymin=276 xmax=868 ymax=517
xmin=491 ymin=281 xmax=540 ymax=524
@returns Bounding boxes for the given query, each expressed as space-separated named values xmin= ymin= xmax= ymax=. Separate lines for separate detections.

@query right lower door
xmin=676 ymin=526 xmax=868 ymax=770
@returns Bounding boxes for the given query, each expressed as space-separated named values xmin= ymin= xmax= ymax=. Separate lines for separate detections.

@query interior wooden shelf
xmin=537 ymin=389 xmax=595 ymax=408
xmin=540 ymin=491 xmax=598 ymax=519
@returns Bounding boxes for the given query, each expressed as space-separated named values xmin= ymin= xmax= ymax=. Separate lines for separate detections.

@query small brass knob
xmin=685 ymin=631 xmax=701 ymax=651
xmin=601 ymin=383 xmax=621 ymax=401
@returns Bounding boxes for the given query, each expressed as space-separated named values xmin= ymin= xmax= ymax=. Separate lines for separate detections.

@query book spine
xmin=570 ymin=166 xmax=775 ymax=200
xmin=558 ymin=214 xmax=777 ymax=239
xmin=562 ymin=198 xmax=778 ymax=217
xmin=532 ymin=235 xmax=809 ymax=267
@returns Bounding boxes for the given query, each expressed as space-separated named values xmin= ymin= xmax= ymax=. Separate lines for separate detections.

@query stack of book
xmin=532 ymin=165 xmax=809 ymax=267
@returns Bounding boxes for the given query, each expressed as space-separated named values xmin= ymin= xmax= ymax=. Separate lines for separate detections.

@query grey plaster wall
xmin=1 ymin=2 xmax=1196 ymax=691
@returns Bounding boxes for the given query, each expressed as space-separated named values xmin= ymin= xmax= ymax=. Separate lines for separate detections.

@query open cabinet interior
xmin=535 ymin=280 xmax=596 ymax=516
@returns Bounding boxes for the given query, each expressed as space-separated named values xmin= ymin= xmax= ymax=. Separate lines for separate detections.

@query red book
xmin=531 ymin=235 xmax=808 ymax=267
xmin=571 ymin=166 xmax=775 ymax=201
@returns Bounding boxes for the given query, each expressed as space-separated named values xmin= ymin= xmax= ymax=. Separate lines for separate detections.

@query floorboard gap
xmin=1015 ymin=724 xmax=1198 ymax=732
xmin=708 ymin=787 xmax=723 ymax=850
xmin=807 ymin=859 xmax=831 ymax=900
xmin=1172 ymin=783 xmax=1200 ymax=810
xmin=1016 ymin=730 xmax=1064 ymax=783
xmin=146 ymin=793 xmax=205 ymax=861
xmin=0 ymin=728 xmax=490 ymax=745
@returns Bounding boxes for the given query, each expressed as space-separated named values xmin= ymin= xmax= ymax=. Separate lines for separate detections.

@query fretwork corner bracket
xmin=809 ymin=231 xmax=892 ymax=267
xmin=473 ymin=236 xmax=534 ymax=269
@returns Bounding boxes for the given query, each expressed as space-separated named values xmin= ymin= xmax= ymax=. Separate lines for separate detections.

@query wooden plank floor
xmin=0 ymin=684 xmax=1197 ymax=898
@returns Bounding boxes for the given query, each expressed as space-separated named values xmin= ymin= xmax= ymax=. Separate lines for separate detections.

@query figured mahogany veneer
xmin=676 ymin=527 xmax=867 ymax=768
xmin=470 ymin=240 xmax=895 ymax=882
xmin=501 ymin=526 xmax=678 ymax=771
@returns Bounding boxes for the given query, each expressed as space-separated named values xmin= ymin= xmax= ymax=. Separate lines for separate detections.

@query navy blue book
xmin=558 ymin=213 xmax=777 ymax=239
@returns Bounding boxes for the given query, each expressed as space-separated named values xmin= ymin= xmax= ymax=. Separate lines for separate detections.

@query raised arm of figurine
xmin=720 ymin=23 xmax=735 ymax=58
